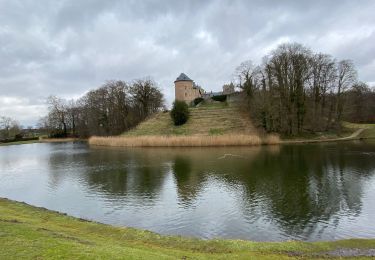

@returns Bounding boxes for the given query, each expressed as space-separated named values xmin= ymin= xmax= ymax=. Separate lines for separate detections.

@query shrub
xmin=49 ymin=130 xmax=67 ymax=138
xmin=211 ymin=95 xmax=227 ymax=102
xmin=193 ymin=97 xmax=204 ymax=106
xmin=170 ymin=100 xmax=189 ymax=126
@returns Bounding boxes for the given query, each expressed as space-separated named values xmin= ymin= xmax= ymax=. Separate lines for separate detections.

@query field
xmin=1 ymin=198 xmax=375 ymax=259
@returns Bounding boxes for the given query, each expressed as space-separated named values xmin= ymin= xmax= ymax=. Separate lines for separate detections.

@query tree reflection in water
xmin=1 ymin=141 xmax=373 ymax=240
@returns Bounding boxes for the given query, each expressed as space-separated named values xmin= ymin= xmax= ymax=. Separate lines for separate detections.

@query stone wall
xmin=175 ymin=81 xmax=202 ymax=103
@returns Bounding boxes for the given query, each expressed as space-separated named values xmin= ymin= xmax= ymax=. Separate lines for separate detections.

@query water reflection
xmin=0 ymin=141 xmax=374 ymax=241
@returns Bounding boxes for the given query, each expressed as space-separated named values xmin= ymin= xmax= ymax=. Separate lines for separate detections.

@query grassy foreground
xmin=1 ymin=198 xmax=375 ymax=259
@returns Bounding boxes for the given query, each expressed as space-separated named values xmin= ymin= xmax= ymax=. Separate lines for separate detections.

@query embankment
xmin=1 ymin=197 xmax=375 ymax=259
xmin=89 ymin=134 xmax=280 ymax=147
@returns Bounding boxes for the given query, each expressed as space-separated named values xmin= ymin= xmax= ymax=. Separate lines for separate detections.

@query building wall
xmin=223 ymin=84 xmax=235 ymax=95
xmin=175 ymin=81 xmax=202 ymax=103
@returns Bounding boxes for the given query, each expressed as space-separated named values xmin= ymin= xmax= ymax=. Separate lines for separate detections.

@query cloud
xmin=0 ymin=0 xmax=375 ymax=125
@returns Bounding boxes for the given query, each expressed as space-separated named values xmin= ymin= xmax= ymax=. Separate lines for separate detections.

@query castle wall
xmin=175 ymin=81 xmax=201 ymax=103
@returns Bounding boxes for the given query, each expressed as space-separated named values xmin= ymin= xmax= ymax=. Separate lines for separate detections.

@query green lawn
xmin=1 ymin=198 xmax=374 ymax=259
xmin=343 ymin=122 xmax=375 ymax=139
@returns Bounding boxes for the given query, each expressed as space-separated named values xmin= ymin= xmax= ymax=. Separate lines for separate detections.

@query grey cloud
xmin=0 ymin=0 xmax=374 ymax=126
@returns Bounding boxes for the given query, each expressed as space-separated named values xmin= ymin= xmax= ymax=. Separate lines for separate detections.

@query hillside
xmin=124 ymin=102 xmax=257 ymax=136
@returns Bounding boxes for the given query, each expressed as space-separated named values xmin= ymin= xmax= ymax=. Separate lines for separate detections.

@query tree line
xmin=40 ymin=78 xmax=164 ymax=137
xmin=0 ymin=116 xmax=21 ymax=140
xmin=235 ymin=42 xmax=374 ymax=135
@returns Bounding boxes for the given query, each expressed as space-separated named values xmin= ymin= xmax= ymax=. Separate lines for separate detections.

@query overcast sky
xmin=1 ymin=0 xmax=375 ymax=126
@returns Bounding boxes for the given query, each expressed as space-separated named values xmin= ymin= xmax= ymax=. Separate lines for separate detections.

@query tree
xmin=170 ymin=101 xmax=189 ymax=126
xmin=234 ymin=60 xmax=260 ymax=99
xmin=335 ymin=60 xmax=357 ymax=124
xmin=236 ymin=42 xmax=361 ymax=136
xmin=130 ymin=78 xmax=164 ymax=121
xmin=344 ymin=82 xmax=375 ymax=123
xmin=43 ymin=78 xmax=165 ymax=137
xmin=0 ymin=116 xmax=21 ymax=139
xmin=47 ymin=96 xmax=68 ymax=137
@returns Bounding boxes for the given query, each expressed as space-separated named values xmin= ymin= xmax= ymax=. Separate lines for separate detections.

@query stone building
xmin=174 ymin=73 xmax=204 ymax=103
xmin=174 ymin=73 xmax=237 ymax=103
xmin=222 ymin=83 xmax=235 ymax=95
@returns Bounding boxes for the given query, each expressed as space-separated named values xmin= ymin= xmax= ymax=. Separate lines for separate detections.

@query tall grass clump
xmin=170 ymin=100 xmax=189 ymax=126
xmin=89 ymin=134 xmax=280 ymax=147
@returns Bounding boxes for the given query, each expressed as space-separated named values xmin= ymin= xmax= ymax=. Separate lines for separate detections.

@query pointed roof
xmin=175 ymin=73 xmax=193 ymax=82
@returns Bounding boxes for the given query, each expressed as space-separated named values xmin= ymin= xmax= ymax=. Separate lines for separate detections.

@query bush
xmin=170 ymin=100 xmax=189 ymax=126
xmin=49 ymin=130 xmax=67 ymax=138
xmin=193 ymin=97 xmax=204 ymax=106
xmin=211 ymin=95 xmax=227 ymax=102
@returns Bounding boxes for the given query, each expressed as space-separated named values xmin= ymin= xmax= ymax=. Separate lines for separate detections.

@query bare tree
xmin=0 ymin=116 xmax=21 ymax=139
xmin=237 ymin=42 xmax=362 ymax=136
xmin=47 ymin=96 xmax=68 ymax=137
xmin=130 ymin=78 xmax=164 ymax=120
xmin=335 ymin=60 xmax=357 ymax=124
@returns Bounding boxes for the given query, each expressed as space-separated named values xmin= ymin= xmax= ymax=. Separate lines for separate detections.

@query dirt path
xmin=282 ymin=128 xmax=366 ymax=144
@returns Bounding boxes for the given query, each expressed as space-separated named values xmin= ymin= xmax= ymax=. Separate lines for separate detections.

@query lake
xmin=0 ymin=141 xmax=374 ymax=241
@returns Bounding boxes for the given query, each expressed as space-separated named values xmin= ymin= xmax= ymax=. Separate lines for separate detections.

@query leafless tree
xmin=0 ymin=116 xmax=21 ymax=139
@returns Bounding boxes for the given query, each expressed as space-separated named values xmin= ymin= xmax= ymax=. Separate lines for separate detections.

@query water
xmin=0 ymin=141 xmax=375 ymax=241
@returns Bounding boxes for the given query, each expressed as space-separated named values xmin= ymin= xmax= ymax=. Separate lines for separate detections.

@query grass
xmin=90 ymin=102 xmax=281 ymax=147
xmin=124 ymin=102 xmax=257 ymax=136
xmin=0 ymin=138 xmax=85 ymax=147
xmin=0 ymin=139 xmax=40 ymax=146
xmin=1 ymin=198 xmax=375 ymax=259
xmin=89 ymin=101 xmax=375 ymax=147
xmin=343 ymin=122 xmax=375 ymax=139
xmin=281 ymin=122 xmax=375 ymax=144
xmin=89 ymin=134 xmax=280 ymax=147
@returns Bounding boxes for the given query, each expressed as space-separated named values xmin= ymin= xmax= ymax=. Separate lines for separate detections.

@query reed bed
xmin=89 ymin=134 xmax=280 ymax=147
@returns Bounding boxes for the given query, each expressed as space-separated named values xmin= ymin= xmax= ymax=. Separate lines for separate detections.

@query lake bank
xmin=89 ymin=134 xmax=280 ymax=147
xmin=1 ymin=197 xmax=374 ymax=259
xmin=0 ymin=137 xmax=85 ymax=146
xmin=88 ymin=124 xmax=374 ymax=147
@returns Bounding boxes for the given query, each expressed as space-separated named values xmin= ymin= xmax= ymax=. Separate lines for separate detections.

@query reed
xmin=89 ymin=134 xmax=280 ymax=147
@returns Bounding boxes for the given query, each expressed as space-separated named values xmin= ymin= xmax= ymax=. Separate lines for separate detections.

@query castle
xmin=174 ymin=73 xmax=235 ymax=103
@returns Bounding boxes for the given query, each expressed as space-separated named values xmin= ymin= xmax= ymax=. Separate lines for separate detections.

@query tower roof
xmin=175 ymin=73 xmax=193 ymax=82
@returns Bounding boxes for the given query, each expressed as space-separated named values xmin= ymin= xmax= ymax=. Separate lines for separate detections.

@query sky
xmin=1 ymin=0 xmax=375 ymax=126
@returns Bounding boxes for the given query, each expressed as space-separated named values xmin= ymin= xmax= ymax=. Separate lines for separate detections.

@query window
xmin=185 ymin=92 xmax=187 ymax=97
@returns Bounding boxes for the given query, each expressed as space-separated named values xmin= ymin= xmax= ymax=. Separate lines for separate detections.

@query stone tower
xmin=174 ymin=73 xmax=203 ymax=103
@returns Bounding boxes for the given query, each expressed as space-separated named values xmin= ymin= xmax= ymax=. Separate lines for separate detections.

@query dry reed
xmin=89 ymin=134 xmax=280 ymax=147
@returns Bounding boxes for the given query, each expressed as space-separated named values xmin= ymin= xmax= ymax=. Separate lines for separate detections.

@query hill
xmin=124 ymin=102 xmax=257 ymax=136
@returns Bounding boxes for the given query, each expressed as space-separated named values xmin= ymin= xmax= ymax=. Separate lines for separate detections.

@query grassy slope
xmin=1 ymin=198 xmax=375 ymax=259
xmin=344 ymin=122 xmax=375 ymax=139
xmin=124 ymin=102 xmax=257 ymax=136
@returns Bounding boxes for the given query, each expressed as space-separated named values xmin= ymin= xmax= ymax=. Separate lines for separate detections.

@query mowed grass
xmin=1 ymin=198 xmax=375 ymax=259
xmin=124 ymin=102 xmax=257 ymax=136
xmin=343 ymin=122 xmax=375 ymax=139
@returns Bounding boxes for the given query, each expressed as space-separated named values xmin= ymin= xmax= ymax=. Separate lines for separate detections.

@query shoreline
xmin=1 ymin=197 xmax=375 ymax=259
xmin=2 ymin=125 xmax=373 ymax=148
xmin=88 ymin=127 xmax=373 ymax=148
xmin=0 ymin=137 xmax=86 ymax=146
